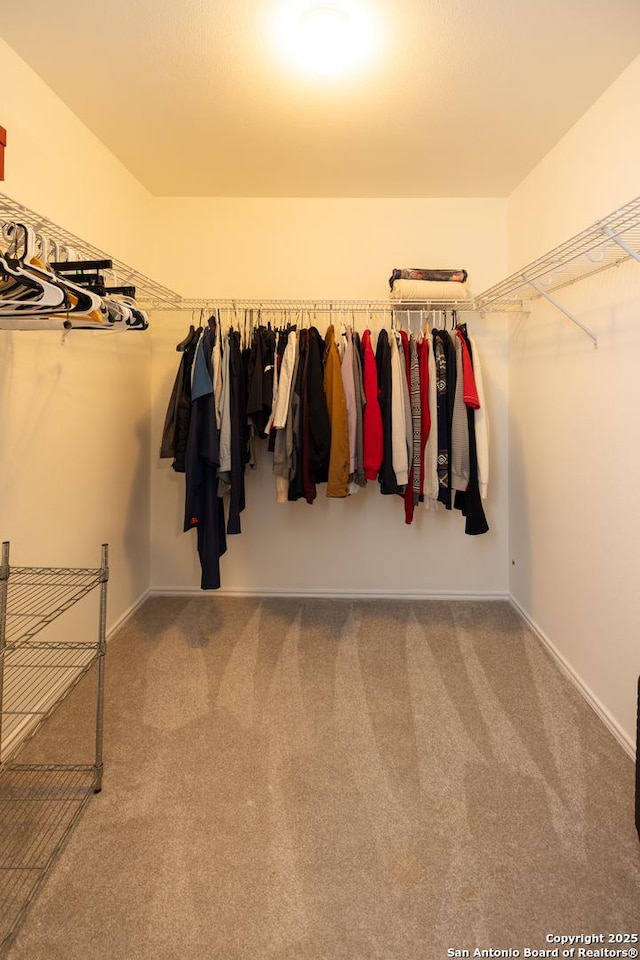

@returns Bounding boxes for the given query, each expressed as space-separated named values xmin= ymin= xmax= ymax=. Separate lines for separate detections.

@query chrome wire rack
xmin=0 ymin=765 xmax=97 ymax=952
xmin=0 ymin=542 xmax=109 ymax=953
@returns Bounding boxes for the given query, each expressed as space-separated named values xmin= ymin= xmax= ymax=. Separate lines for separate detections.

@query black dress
xmin=376 ymin=329 xmax=401 ymax=495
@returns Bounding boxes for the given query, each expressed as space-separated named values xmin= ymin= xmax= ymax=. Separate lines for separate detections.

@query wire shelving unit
xmin=0 ymin=542 xmax=109 ymax=953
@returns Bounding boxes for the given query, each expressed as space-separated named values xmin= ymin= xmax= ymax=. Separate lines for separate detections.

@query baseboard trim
xmin=509 ymin=596 xmax=635 ymax=760
xmin=149 ymin=587 xmax=510 ymax=601
xmin=107 ymin=589 xmax=151 ymax=640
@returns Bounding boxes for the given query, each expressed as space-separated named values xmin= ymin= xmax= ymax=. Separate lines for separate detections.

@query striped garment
xmin=410 ymin=337 xmax=422 ymax=504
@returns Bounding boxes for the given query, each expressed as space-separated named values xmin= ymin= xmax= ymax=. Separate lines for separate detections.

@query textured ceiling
xmin=2 ymin=0 xmax=640 ymax=197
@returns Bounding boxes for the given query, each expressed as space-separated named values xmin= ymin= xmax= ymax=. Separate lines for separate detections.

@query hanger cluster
xmin=0 ymin=222 xmax=149 ymax=331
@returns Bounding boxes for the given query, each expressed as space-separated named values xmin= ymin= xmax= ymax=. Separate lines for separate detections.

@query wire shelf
xmin=174 ymin=297 xmax=481 ymax=312
xmin=0 ymin=543 xmax=108 ymax=950
xmin=2 ymin=190 xmax=637 ymax=324
xmin=0 ymin=765 xmax=97 ymax=952
xmin=0 ymin=642 xmax=99 ymax=764
xmin=476 ymin=195 xmax=640 ymax=308
xmin=1 ymin=566 xmax=103 ymax=649
xmin=0 ymin=191 xmax=181 ymax=309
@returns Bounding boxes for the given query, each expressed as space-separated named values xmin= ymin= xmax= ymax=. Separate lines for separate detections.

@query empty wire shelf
xmin=0 ymin=765 xmax=97 ymax=950
xmin=1 ymin=566 xmax=103 ymax=649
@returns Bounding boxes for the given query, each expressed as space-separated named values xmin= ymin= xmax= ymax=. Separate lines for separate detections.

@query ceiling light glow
xmin=271 ymin=1 xmax=380 ymax=78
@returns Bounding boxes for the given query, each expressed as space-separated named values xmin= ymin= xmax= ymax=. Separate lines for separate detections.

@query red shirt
xmin=361 ymin=330 xmax=383 ymax=480
xmin=456 ymin=329 xmax=480 ymax=409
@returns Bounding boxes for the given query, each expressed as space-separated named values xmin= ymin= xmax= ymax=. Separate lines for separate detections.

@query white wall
xmin=149 ymin=197 xmax=508 ymax=300
xmin=0 ymin=39 xmax=154 ymax=631
xmin=508 ymin=53 xmax=640 ymax=747
xmin=508 ymin=55 xmax=640 ymax=268
xmin=150 ymin=198 xmax=510 ymax=596
xmin=0 ymin=331 xmax=151 ymax=626
xmin=0 ymin=38 xmax=155 ymax=274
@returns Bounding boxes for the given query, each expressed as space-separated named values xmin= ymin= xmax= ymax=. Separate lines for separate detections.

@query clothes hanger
xmin=338 ymin=308 xmax=347 ymax=341
xmin=175 ymin=323 xmax=196 ymax=350
xmin=0 ymin=225 xmax=68 ymax=313
xmin=2 ymin=224 xmax=106 ymax=325
xmin=118 ymin=295 xmax=148 ymax=329
xmin=0 ymin=226 xmax=78 ymax=328
xmin=34 ymin=231 xmax=52 ymax=267
xmin=3 ymin=222 xmax=36 ymax=262
xmin=0 ymin=255 xmax=66 ymax=312
xmin=453 ymin=309 xmax=467 ymax=337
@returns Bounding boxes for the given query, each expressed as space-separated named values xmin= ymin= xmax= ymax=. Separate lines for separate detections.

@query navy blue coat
xmin=183 ymin=328 xmax=227 ymax=589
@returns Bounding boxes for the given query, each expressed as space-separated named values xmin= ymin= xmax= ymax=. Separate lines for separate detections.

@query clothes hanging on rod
xmin=160 ymin=325 xmax=203 ymax=471
xmin=160 ymin=311 xmax=490 ymax=589
xmin=289 ymin=326 xmax=331 ymax=505
xmin=183 ymin=324 xmax=228 ymax=590
xmin=350 ymin=328 xmax=366 ymax=490
xmin=361 ymin=329 xmax=383 ymax=482
xmin=324 ymin=324 xmax=350 ymax=498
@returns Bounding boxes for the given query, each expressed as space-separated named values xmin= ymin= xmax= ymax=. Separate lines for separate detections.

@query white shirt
xmin=389 ymin=330 xmax=409 ymax=486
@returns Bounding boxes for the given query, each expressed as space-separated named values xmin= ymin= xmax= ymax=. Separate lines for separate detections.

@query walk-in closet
xmin=0 ymin=2 xmax=639 ymax=957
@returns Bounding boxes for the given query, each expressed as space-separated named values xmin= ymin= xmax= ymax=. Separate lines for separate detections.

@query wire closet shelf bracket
xmin=475 ymin=195 xmax=640 ymax=346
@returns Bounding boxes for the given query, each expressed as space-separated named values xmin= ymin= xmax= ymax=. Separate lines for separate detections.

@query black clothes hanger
xmin=175 ymin=325 xmax=196 ymax=351
xmin=453 ymin=309 xmax=468 ymax=336
xmin=176 ymin=314 xmax=202 ymax=352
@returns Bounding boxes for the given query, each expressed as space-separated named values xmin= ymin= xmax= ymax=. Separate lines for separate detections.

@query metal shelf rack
xmin=0 ymin=542 xmax=109 ymax=953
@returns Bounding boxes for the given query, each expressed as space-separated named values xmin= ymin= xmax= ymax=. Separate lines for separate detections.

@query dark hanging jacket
xmin=453 ymin=328 xmax=489 ymax=536
xmin=432 ymin=329 xmax=457 ymax=509
xmin=159 ymin=328 xmax=202 ymax=472
xmin=226 ymin=330 xmax=246 ymax=535
xmin=183 ymin=328 xmax=227 ymax=589
xmin=376 ymin=329 xmax=401 ymax=495
xmin=288 ymin=329 xmax=308 ymax=502
xmin=308 ymin=327 xmax=331 ymax=485
xmin=247 ymin=327 xmax=276 ymax=437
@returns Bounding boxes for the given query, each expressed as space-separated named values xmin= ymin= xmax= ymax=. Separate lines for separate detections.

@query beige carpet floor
xmin=3 ymin=597 xmax=639 ymax=959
